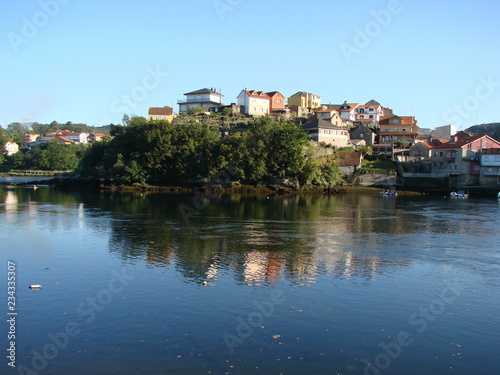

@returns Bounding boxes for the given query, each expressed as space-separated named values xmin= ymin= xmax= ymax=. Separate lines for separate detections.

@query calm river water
xmin=1 ymin=183 xmax=499 ymax=375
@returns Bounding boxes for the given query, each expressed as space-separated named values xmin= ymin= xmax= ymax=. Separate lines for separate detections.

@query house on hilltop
xmin=148 ymin=107 xmax=174 ymax=122
xmin=237 ymin=90 xmax=271 ymax=117
xmin=288 ymin=92 xmax=322 ymax=112
xmin=303 ymin=119 xmax=350 ymax=147
xmin=178 ymin=88 xmax=223 ymax=114
xmin=378 ymin=116 xmax=419 ymax=144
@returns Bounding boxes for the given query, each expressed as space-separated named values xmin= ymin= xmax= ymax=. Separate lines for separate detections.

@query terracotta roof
xmin=148 ymin=107 xmax=173 ymax=116
xmin=91 ymin=133 xmax=107 ymax=137
xmin=336 ymin=151 xmax=363 ymax=166
xmin=50 ymin=136 xmax=72 ymax=143
xmin=432 ymin=135 xmax=484 ymax=149
xmin=379 ymin=116 xmax=417 ymax=125
xmin=338 ymin=103 xmax=359 ymax=112
xmin=267 ymin=91 xmax=284 ymax=98
xmin=241 ymin=90 xmax=271 ymax=100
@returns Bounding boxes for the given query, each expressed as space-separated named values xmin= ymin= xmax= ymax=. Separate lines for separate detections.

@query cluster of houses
xmin=2 ymin=87 xmax=499 ymax=187
xmin=146 ymin=87 xmax=500 ymax=186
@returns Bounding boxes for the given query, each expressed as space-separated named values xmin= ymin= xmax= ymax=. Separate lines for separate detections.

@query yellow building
xmin=288 ymin=91 xmax=322 ymax=110
xmin=148 ymin=107 xmax=174 ymax=122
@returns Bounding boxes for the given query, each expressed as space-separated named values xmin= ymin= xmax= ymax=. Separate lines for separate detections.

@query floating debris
xmin=29 ymin=285 xmax=42 ymax=289
xmin=272 ymin=335 xmax=280 ymax=339
xmin=202 ymin=281 xmax=208 ymax=286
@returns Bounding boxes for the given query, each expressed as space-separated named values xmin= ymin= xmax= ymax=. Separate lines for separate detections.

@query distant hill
xmin=465 ymin=123 xmax=500 ymax=141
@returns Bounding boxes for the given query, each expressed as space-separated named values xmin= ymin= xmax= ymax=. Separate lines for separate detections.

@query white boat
xmin=380 ymin=187 xmax=397 ymax=197
xmin=450 ymin=190 xmax=468 ymax=198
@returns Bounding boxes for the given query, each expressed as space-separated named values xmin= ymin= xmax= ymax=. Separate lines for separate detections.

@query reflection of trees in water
xmin=4 ymin=187 xmax=486 ymax=285
xmin=103 ymin=193 xmax=424 ymax=285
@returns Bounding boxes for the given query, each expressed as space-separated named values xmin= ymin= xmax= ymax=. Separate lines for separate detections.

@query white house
xmin=338 ymin=101 xmax=359 ymax=125
xmin=237 ymin=90 xmax=271 ymax=117
xmin=178 ymin=88 xmax=223 ymax=114
xmin=3 ymin=142 xmax=19 ymax=156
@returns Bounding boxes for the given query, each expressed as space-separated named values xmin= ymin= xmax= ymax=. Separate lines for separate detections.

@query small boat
xmin=450 ymin=190 xmax=468 ymax=198
xmin=380 ymin=187 xmax=397 ymax=197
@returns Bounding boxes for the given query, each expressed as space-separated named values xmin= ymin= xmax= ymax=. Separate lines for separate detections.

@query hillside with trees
xmin=465 ymin=123 xmax=500 ymax=141
xmin=79 ymin=116 xmax=341 ymax=186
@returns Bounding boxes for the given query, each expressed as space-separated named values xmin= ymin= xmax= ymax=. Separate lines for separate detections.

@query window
xmin=440 ymin=152 xmax=443 ymax=157
xmin=483 ymin=156 xmax=489 ymax=162
xmin=393 ymin=127 xmax=398 ymax=132
xmin=369 ymin=115 xmax=374 ymax=119
xmin=277 ymin=99 xmax=281 ymax=103
xmin=369 ymin=108 xmax=374 ymax=112
xmin=391 ymin=119 xmax=399 ymax=124
xmin=359 ymin=109 xmax=365 ymax=113
xmin=474 ymin=165 xmax=480 ymax=170
xmin=402 ymin=128 xmax=407 ymax=132
xmin=385 ymin=127 xmax=390 ymax=132
xmin=360 ymin=115 xmax=364 ymax=119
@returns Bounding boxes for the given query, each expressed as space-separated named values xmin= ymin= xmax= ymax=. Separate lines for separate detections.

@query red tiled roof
xmin=267 ymin=91 xmax=284 ymax=98
xmin=148 ymin=107 xmax=173 ymax=116
xmin=242 ymin=90 xmax=271 ymax=100
xmin=432 ymin=135 xmax=484 ymax=149
xmin=379 ymin=116 xmax=417 ymax=125
xmin=336 ymin=151 xmax=363 ymax=166
xmin=51 ymin=136 xmax=72 ymax=143
xmin=338 ymin=103 xmax=359 ymax=112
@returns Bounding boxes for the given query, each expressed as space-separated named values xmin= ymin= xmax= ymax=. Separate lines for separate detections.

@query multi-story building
xmin=480 ymin=148 xmax=500 ymax=185
xmin=378 ymin=116 xmax=419 ymax=144
xmin=178 ymin=88 xmax=223 ymax=114
xmin=267 ymin=91 xmax=289 ymax=117
xmin=338 ymin=101 xmax=359 ymax=125
xmin=237 ymin=90 xmax=271 ymax=117
xmin=288 ymin=92 xmax=322 ymax=110
xmin=303 ymin=119 xmax=350 ymax=147
xmin=355 ymin=103 xmax=384 ymax=125
xmin=430 ymin=133 xmax=500 ymax=186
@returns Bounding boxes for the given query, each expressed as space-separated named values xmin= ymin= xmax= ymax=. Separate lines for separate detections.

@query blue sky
xmin=1 ymin=0 xmax=499 ymax=130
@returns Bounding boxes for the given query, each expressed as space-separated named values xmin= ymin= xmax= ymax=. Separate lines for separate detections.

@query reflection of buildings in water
xmin=4 ymin=190 xmax=18 ymax=218
xmin=145 ymin=245 xmax=175 ymax=268
xmin=243 ymin=250 xmax=283 ymax=285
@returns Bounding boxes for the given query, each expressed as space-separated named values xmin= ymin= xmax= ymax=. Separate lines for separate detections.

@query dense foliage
xmin=79 ymin=116 xmax=342 ymax=186
xmin=2 ymin=143 xmax=86 ymax=171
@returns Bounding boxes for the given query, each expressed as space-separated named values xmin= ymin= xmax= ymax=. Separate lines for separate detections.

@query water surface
xmin=1 ymin=186 xmax=499 ymax=374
